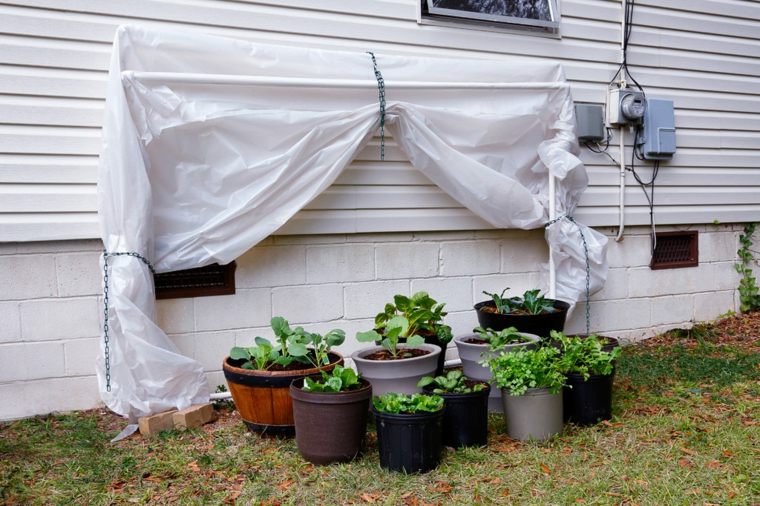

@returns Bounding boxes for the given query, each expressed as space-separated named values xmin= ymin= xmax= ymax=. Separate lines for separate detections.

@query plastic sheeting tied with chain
xmin=98 ymin=25 xmax=609 ymax=418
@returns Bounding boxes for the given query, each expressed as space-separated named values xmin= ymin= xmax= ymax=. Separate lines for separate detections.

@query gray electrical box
xmin=637 ymin=98 xmax=676 ymax=160
xmin=575 ymin=103 xmax=605 ymax=142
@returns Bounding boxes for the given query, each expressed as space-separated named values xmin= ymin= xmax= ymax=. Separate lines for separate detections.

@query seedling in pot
xmin=485 ymin=346 xmax=566 ymax=396
xmin=372 ymin=392 xmax=444 ymax=414
xmin=356 ymin=315 xmax=424 ymax=359
xmin=417 ymin=370 xmax=487 ymax=394
xmin=472 ymin=326 xmax=532 ymax=349
xmin=482 ymin=288 xmax=556 ymax=315
xmin=302 ymin=366 xmax=361 ymax=393
xmin=229 ymin=316 xmax=345 ymax=370
xmin=552 ymin=331 xmax=621 ymax=380
xmin=375 ymin=291 xmax=453 ymax=345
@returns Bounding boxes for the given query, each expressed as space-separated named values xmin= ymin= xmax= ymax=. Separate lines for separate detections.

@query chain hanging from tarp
xmin=545 ymin=215 xmax=591 ymax=334
xmin=101 ymin=250 xmax=156 ymax=392
xmin=366 ymin=51 xmax=386 ymax=160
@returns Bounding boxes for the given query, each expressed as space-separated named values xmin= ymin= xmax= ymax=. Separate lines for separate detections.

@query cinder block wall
xmin=0 ymin=224 xmax=741 ymax=420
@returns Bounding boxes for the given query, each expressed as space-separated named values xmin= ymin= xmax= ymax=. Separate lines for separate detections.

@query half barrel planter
xmin=474 ymin=299 xmax=571 ymax=337
xmin=351 ymin=344 xmax=440 ymax=397
xmin=222 ymin=352 xmax=343 ymax=436
xmin=454 ymin=333 xmax=540 ymax=412
xmin=290 ymin=378 xmax=372 ymax=465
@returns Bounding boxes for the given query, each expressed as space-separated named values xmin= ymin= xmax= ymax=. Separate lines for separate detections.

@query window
xmin=419 ymin=0 xmax=560 ymax=34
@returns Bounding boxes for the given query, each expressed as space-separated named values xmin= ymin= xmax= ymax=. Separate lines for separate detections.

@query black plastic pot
xmin=372 ymin=406 xmax=444 ymax=473
xmin=563 ymin=372 xmax=614 ymax=425
xmin=474 ymin=299 xmax=570 ymax=338
xmin=423 ymin=382 xmax=490 ymax=448
xmin=290 ymin=378 xmax=372 ymax=465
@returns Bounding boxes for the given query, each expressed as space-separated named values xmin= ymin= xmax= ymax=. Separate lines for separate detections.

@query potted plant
xmin=454 ymin=326 xmax=540 ymax=412
xmin=417 ymin=370 xmax=490 ymax=448
xmin=373 ymin=292 xmax=453 ymax=375
xmin=474 ymin=288 xmax=570 ymax=337
xmin=486 ymin=345 xmax=566 ymax=441
xmin=372 ymin=392 xmax=445 ymax=473
xmin=290 ymin=365 xmax=372 ymax=465
xmin=553 ymin=331 xmax=621 ymax=426
xmin=352 ymin=308 xmax=441 ymax=396
xmin=223 ymin=316 xmax=344 ymax=435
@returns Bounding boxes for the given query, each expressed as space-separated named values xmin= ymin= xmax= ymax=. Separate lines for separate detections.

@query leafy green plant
xmin=375 ymin=291 xmax=453 ymax=344
xmin=229 ymin=317 xmax=344 ymax=370
xmin=473 ymin=326 xmax=531 ymax=349
xmin=356 ymin=291 xmax=453 ymax=358
xmin=552 ymin=331 xmax=621 ymax=380
xmin=482 ymin=288 xmax=555 ymax=315
xmin=485 ymin=346 xmax=565 ymax=396
xmin=302 ymin=366 xmax=361 ymax=393
xmin=735 ymin=223 xmax=760 ymax=312
xmin=417 ymin=370 xmax=487 ymax=394
xmin=372 ymin=392 xmax=444 ymax=414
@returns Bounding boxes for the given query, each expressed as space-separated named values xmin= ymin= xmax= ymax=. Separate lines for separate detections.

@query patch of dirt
xmin=639 ymin=311 xmax=760 ymax=353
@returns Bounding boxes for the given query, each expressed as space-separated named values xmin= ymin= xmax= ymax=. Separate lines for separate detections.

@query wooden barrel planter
xmin=222 ymin=352 xmax=343 ymax=436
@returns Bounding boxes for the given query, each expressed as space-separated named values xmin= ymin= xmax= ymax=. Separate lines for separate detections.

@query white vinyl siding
xmin=1 ymin=0 xmax=759 ymax=241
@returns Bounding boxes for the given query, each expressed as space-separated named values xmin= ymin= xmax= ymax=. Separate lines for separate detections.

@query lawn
xmin=2 ymin=314 xmax=759 ymax=505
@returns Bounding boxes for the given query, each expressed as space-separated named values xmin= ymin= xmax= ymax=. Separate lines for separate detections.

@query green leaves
xmin=302 ymin=366 xmax=360 ymax=393
xmin=417 ymin=370 xmax=487 ymax=394
xmin=372 ymin=393 xmax=444 ymax=414
xmin=228 ymin=317 xmax=344 ymax=370
xmin=735 ymin=223 xmax=759 ymax=312
xmin=553 ymin=331 xmax=621 ymax=380
xmin=482 ymin=288 xmax=555 ymax=315
xmin=486 ymin=346 xmax=565 ymax=396
xmin=473 ymin=326 xmax=529 ymax=349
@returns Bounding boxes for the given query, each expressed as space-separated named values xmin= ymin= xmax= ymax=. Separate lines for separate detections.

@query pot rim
xmin=289 ymin=377 xmax=373 ymax=403
xmin=421 ymin=382 xmax=491 ymax=399
xmin=453 ymin=332 xmax=541 ymax=348
xmin=474 ymin=299 xmax=571 ymax=313
xmin=500 ymin=386 xmax=561 ymax=397
xmin=351 ymin=343 xmax=441 ymax=363
xmin=565 ymin=371 xmax=615 ymax=381
xmin=371 ymin=405 xmax=445 ymax=419
xmin=223 ymin=351 xmax=343 ymax=378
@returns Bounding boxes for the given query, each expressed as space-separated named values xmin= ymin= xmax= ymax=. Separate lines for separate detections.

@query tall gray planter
xmin=351 ymin=344 xmax=440 ymax=397
xmin=454 ymin=333 xmax=540 ymax=412
xmin=501 ymin=387 xmax=563 ymax=441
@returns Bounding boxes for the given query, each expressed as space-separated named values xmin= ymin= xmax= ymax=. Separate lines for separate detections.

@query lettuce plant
xmin=417 ymin=370 xmax=486 ymax=394
xmin=302 ymin=366 xmax=361 ymax=393
xmin=372 ymin=392 xmax=444 ymax=414
xmin=473 ymin=326 xmax=530 ymax=349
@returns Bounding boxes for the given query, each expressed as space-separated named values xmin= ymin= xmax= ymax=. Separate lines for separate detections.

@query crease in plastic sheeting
xmin=98 ymin=24 xmax=608 ymax=418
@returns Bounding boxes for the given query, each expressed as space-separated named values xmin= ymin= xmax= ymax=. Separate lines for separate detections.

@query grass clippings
xmin=2 ymin=313 xmax=759 ymax=505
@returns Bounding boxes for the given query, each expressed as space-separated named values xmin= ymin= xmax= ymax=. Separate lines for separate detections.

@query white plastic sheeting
xmin=98 ymin=25 xmax=608 ymax=418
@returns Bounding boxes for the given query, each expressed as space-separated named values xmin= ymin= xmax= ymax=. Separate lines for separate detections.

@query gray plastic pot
xmin=351 ymin=344 xmax=441 ymax=397
xmin=454 ymin=333 xmax=540 ymax=412
xmin=500 ymin=387 xmax=563 ymax=441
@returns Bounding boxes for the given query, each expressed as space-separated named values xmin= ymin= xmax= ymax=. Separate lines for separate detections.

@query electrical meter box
xmin=637 ymin=98 xmax=676 ymax=160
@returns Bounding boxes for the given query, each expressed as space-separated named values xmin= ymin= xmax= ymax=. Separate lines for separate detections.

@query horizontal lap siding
xmin=1 ymin=0 xmax=758 ymax=241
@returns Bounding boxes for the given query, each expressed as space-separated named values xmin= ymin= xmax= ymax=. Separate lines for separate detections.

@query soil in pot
xmin=423 ymin=381 xmax=490 ymax=448
xmin=223 ymin=352 xmax=343 ymax=436
xmin=501 ymin=387 xmax=563 ymax=441
xmin=373 ymin=407 xmax=444 ymax=473
xmin=474 ymin=299 xmax=570 ymax=337
xmin=290 ymin=378 xmax=372 ymax=465
xmin=563 ymin=372 xmax=614 ymax=425
xmin=352 ymin=344 xmax=440 ymax=397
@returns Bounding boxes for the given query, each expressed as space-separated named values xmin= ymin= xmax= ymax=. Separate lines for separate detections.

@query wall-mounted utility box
xmin=575 ymin=103 xmax=605 ymax=142
xmin=637 ymin=98 xmax=676 ymax=160
xmin=606 ymin=87 xmax=645 ymax=126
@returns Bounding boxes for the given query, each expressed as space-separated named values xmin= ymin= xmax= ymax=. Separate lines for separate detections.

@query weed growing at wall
xmin=735 ymin=223 xmax=760 ymax=312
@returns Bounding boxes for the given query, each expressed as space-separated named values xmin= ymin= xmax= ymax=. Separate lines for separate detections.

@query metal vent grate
xmin=154 ymin=262 xmax=236 ymax=299
xmin=650 ymin=231 xmax=698 ymax=270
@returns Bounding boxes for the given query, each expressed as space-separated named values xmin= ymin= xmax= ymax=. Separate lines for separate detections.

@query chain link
xmin=101 ymin=250 xmax=156 ymax=392
xmin=366 ymin=51 xmax=386 ymax=161
xmin=545 ymin=215 xmax=592 ymax=334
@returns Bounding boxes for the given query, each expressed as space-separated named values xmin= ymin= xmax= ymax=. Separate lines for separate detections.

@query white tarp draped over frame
xmin=98 ymin=25 xmax=608 ymax=418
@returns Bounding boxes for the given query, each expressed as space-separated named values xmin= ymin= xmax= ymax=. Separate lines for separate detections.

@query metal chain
xmin=366 ymin=51 xmax=386 ymax=161
xmin=545 ymin=215 xmax=592 ymax=334
xmin=101 ymin=250 xmax=156 ymax=392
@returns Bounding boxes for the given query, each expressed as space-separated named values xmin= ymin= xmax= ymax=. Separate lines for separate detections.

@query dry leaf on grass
xmin=540 ymin=463 xmax=552 ymax=475
xmin=277 ymin=479 xmax=294 ymax=491
xmin=360 ymin=492 xmax=380 ymax=503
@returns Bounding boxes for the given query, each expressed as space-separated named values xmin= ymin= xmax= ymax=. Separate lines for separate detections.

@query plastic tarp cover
xmin=98 ymin=25 xmax=608 ymax=418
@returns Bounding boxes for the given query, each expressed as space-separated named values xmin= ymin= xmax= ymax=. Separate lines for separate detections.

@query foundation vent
xmin=650 ymin=231 xmax=698 ymax=270
xmin=155 ymin=262 xmax=236 ymax=299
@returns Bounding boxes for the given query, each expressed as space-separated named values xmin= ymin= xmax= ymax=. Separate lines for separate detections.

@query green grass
xmin=2 ymin=333 xmax=759 ymax=505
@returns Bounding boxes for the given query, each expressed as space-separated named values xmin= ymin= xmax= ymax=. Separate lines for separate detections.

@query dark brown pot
xmin=290 ymin=378 xmax=372 ymax=465
xmin=222 ymin=352 xmax=343 ymax=436
xmin=474 ymin=299 xmax=570 ymax=338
